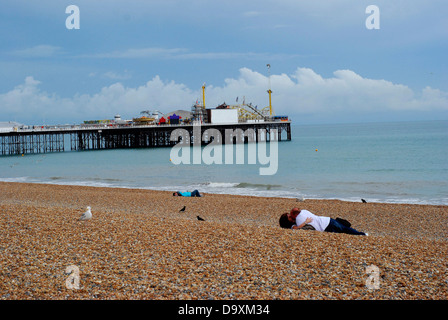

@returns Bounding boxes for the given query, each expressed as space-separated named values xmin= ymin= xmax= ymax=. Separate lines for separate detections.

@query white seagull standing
xmin=79 ymin=206 xmax=92 ymax=221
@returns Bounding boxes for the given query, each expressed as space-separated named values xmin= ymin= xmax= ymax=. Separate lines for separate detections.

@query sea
xmin=1 ymin=120 xmax=447 ymax=205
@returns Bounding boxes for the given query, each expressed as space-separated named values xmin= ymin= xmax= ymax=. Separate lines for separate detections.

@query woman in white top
xmin=280 ymin=208 xmax=368 ymax=236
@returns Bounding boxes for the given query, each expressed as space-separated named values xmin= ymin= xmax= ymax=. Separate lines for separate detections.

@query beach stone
xmin=0 ymin=181 xmax=446 ymax=300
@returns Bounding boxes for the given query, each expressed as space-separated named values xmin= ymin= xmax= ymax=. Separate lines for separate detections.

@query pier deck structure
xmin=0 ymin=121 xmax=291 ymax=156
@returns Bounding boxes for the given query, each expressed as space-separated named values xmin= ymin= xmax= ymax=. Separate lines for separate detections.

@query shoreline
xmin=1 ymin=178 xmax=446 ymax=207
xmin=1 ymin=181 xmax=447 ymax=299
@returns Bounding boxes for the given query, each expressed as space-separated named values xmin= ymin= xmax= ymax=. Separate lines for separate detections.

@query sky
xmin=0 ymin=0 xmax=447 ymax=125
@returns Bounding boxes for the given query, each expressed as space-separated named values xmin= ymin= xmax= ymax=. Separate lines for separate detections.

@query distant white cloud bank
xmin=1 ymin=67 xmax=447 ymax=124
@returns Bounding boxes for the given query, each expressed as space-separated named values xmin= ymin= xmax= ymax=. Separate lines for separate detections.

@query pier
xmin=1 ymin=73 xmax=292 ymax=156
xmin=0 ymin=121 xmax=291 ymax=156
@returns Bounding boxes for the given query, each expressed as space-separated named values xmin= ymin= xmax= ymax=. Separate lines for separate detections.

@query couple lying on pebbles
xmin=279 ymin=208 xmax=368 ymax=236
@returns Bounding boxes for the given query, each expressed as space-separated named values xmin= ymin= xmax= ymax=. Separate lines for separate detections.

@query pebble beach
xmin=0 ymin=181 xmax=447 ymax=300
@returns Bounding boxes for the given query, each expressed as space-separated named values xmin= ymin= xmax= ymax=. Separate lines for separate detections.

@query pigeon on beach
xmin=79 ymin=206 xmax=92 ymax=221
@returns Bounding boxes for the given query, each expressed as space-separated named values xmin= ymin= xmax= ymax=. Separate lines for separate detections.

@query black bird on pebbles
xmin=361 ymin=199 xmax=367 ymax=203
xmin=179 ymin=206 xmax=186 ymax=212
xmin=197 ymin=215 xmax=205 ymax=221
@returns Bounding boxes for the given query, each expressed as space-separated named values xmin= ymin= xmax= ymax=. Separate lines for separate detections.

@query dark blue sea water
xmin=1 ymin=120 xmax=447 ymax=205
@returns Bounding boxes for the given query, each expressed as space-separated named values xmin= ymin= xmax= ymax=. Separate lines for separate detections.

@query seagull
xmin=296 ymin=196 xmax=305 ymax=202
xmin=179 ymin=206 xmax=186 ymax=212
xmin=197 ymin=215 xmax=205 ymax=221
xmin=79 ymin=206 xmax=92 ymax=221
xmin=361 ymin=199 xmax=367 ymax=203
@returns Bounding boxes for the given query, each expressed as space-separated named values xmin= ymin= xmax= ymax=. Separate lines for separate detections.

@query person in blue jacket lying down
xmin=173 ymin=190 xmax=202 ymax=197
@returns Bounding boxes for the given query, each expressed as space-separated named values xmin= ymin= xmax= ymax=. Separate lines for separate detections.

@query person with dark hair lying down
xmin=279 ymin=208 xmax=368 ymax=236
